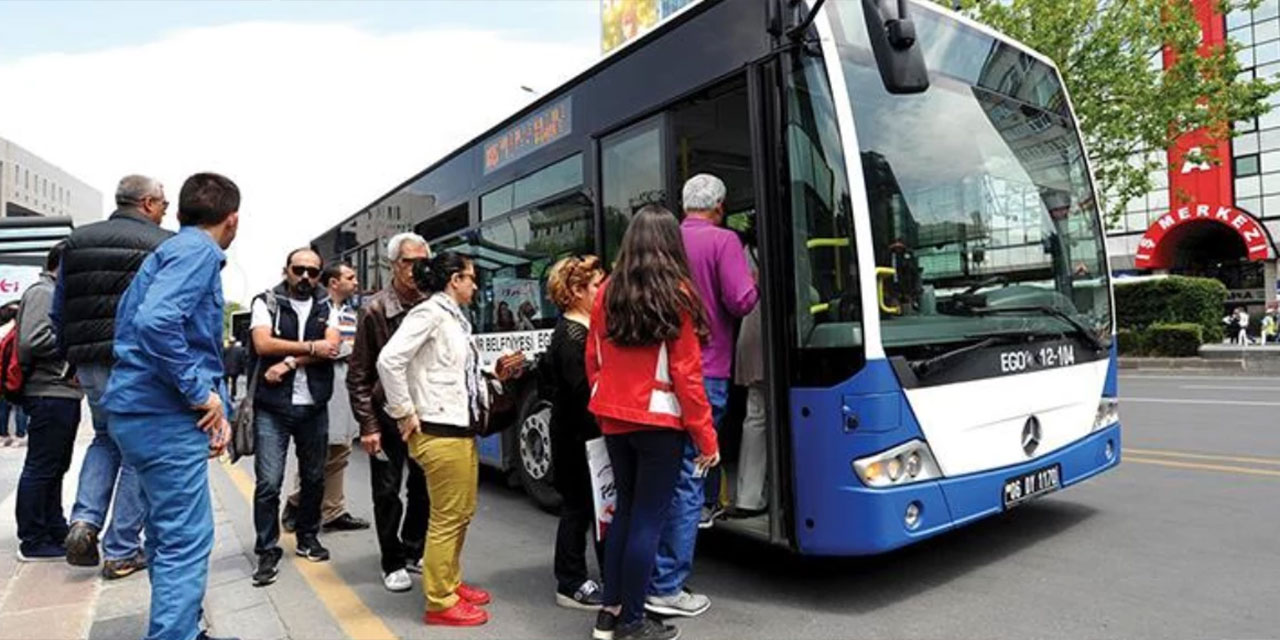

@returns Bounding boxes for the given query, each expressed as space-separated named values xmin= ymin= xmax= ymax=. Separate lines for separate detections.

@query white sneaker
xmin=405 ymin=558 xmax=423 ymax=574
xmin=383 ymin=568 xmax=412 ymax=593
xmin=644 ymin=589 xmax=710 ymax=617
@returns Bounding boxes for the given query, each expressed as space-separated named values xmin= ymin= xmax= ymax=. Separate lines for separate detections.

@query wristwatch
xmin=284 ymin=356 xmax=298 ymax=370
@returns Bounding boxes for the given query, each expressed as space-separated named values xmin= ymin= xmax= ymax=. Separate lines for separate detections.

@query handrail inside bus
xmin=875 ymin=267 xmax=901 ymax=315
xmin=806 ymin=237 xmax=850 ymax=249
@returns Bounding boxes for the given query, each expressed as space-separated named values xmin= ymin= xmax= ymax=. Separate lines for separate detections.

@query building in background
xmin=1106 ymin=0 xmax=1280 ymax=315
xmin=0 ymin=135 xmax=103 ymax=225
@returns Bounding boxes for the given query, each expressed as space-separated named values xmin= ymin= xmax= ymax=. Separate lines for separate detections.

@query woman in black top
xmin=542 ymin=255 xmax=606 ymax=610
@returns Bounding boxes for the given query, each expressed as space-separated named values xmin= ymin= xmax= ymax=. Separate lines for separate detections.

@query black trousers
xmin=553 ymin=433 xmax=604 ymax=594
xmin=15 ymin=396 xmax=80 ymax=548
xmin=369 ymin=416 xmax=429 ymax=574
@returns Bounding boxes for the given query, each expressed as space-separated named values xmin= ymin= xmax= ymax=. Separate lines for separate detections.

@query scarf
xmin=430 ymin=293 xmax=487 ymax=425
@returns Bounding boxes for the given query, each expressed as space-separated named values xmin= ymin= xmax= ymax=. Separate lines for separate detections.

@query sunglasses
xmin=290 ymin=265 xmax=321 ymax=278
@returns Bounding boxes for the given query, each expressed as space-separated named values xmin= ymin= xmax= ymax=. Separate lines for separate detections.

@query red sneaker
xmin=457 ymin=583 xmax=491 ymax=606
xmin=424 ymin=601 xmax=488 ymax=626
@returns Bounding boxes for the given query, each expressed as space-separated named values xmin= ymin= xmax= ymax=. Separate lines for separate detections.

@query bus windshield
xmin=829 ymin=1 xmax=1112 ymax=353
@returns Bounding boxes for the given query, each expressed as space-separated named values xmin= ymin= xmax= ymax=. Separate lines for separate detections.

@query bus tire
xmin=513 ymin=390 xmax=561 ymax=512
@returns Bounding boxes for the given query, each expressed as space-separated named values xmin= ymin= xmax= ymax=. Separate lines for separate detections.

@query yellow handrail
xmin=875 ymin=267 xmax=901 ymax=315
xmin=806 ymin=237 xmax=850 ymax=249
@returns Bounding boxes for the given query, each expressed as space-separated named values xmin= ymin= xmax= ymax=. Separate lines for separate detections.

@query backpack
xmin=0 ymin=326 xmax=23 ymax=403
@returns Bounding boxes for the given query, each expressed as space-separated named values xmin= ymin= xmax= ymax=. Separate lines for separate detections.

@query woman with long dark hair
xmin=543 ymin=254 xmax=607 ymax=610
xmin=586 ymin=205 xmax=719 ymax=640
xmin=376 ymin=251 xmax=522 ymax=627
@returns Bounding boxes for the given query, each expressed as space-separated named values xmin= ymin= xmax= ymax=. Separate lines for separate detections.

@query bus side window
xmin=600 ymin=117 xmax=665 ymax=264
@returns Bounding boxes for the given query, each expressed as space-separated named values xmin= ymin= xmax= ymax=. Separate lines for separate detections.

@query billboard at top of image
xmin=601 ymin=0 xmax=697 ymax=53
xmin=483 ymin=98 xmax=573 ymax=175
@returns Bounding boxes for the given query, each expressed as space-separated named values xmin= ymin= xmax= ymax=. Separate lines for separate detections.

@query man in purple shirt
xmin=645 ymin=174 xmax=758 ymax=619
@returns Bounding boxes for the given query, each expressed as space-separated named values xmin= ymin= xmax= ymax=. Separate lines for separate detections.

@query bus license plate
xmin=1002 ymin=464 xmax=1060 ymax=509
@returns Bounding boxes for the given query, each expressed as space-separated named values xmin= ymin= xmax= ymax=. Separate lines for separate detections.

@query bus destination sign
xmin=483 ymin=98 xmax=573 ymax=174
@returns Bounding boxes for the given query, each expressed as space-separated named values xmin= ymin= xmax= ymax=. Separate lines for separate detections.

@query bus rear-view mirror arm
xmin=861 ymin=0 xmax=930 ymax=94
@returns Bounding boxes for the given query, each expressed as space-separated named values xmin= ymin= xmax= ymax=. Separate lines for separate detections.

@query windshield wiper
xmin=970 ymin=304 xmax=1106 ymax=353
xmin=909 ymin=333 xmax=1027 ymax=378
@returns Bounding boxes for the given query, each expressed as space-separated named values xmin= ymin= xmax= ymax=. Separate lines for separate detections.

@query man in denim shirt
xmin=101 ymin=172 xmax=241 ymax=640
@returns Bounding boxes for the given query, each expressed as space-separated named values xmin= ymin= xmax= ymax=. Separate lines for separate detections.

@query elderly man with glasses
xmin=347 ymin=232 xmax=433 ymax=593
xmin=54 ymin=174 xmax=173 ymax=579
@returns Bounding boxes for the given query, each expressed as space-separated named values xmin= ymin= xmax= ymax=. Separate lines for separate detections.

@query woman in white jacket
xmin=376 ymin=252 xmax=521 ymax=627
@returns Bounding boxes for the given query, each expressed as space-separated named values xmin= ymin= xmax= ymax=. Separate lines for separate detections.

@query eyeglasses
xmin=290 ymin=265 xmax=321 ymax=278
xmin=146 ymin=196 xmax=169 ymax=209
xmin=396 ymin=257 xmax=425 ymax=266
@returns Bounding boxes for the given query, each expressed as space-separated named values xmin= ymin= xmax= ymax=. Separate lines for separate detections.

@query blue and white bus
xmin=311 ymin=0 xmax=1120 ymax=555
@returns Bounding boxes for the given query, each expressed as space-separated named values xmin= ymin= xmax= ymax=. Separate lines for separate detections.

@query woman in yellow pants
xmin=376 ymin=252 xmax=522 ymax=627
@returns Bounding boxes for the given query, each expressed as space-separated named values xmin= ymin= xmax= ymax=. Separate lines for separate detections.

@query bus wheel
xmin=515 ymin=392 xmax=561 ymax=512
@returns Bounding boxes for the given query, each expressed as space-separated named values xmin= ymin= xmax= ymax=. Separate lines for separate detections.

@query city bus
xmin=310 ymin=0 xmax=1121 ymax=555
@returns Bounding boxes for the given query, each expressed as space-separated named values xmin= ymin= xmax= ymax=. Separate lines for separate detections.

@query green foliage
xmin=1147 ymin=322 xmax=1204 ymax=357
xmin=1115 ymin=276 xmax=1227 ymax=343
xmin=939 ymin=0 xmax=1277 ymax=223
xmin=1116 ymin=327 xmax=1150 ymax=355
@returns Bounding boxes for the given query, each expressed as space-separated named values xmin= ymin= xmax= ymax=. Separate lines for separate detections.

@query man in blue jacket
xmin=101 ymin=172 xmax=241 ymax=640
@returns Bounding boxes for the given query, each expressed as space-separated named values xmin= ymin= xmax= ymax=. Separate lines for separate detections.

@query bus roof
xmin=317 ymin=0 xmax=1065 ymax=249
xmin=325 ymin=0 xmax=720 ymax=243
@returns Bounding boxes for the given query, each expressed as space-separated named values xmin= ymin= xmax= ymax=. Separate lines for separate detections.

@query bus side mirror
xmin=862 ymin=0 xmax=930 ymax=94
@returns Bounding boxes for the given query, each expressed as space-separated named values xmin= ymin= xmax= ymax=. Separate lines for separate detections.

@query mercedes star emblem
xmin=1022 ymin=416 xmax=1042 ymax=457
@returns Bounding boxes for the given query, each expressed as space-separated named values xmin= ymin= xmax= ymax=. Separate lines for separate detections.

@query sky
xmin=0 ymin=0 xmax=602 ymax=302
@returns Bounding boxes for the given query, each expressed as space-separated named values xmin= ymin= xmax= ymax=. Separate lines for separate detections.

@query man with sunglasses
xmin=54 ymin=174 xmax=172 ymax=578
xmin=247 ymin=248 xmax=341 ymax=586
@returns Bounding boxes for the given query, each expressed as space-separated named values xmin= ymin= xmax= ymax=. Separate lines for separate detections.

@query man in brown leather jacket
xmin=346 ymin=232 xmax=430 ymax=593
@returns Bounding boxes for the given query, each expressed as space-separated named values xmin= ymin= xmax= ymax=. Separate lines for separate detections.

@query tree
xmin=938 ymin=0 xmax=1278 ymax=221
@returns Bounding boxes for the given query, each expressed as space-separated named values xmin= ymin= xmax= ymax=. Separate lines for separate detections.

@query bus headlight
xmin=1093 ymin=398 xmax=1119 ymax=432
xmin=853 ymin=440 xmax=941 ymax=488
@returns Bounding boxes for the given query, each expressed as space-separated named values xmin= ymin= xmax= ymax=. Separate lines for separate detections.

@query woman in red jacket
xmin=586 ymin=205 xmax=719 ymax=640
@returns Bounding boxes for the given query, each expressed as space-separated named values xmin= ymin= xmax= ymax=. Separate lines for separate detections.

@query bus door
xmin=598 ymin=71 xmax=791 ymax=546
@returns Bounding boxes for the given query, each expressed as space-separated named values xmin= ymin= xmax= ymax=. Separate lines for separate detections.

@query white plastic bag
xmin=585 ymin=437 xmax=616 ymax=542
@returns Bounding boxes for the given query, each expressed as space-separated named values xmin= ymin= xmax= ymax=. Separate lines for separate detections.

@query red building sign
xmin=1134 ymin=0 xmax=1276 ymax=269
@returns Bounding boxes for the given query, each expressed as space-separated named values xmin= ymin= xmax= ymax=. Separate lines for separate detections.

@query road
xmin=4 ymin=371 xmax=1280 ymax=639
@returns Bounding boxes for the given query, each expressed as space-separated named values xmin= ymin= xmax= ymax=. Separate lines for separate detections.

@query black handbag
xmin=229 ymin=291 xmax=275 ymax=463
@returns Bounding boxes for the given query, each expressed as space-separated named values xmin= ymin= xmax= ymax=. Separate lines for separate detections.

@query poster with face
xmin=491 ymin=278 xmax=542 ymax=332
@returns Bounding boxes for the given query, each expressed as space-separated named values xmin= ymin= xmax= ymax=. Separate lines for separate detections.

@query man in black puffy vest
xmin=54 ymin=174 xmax=173 ymax=578
xmin=248 ymin=248 xmax=340 ymax=587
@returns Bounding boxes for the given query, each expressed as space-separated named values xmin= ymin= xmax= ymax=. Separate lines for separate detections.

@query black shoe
xmin=322 ymin=512 xmax=371 ymax=532
xmin=281 ymin=503 xmax=297 ymax=534
xmin=195 ymin=632 xmax=241 ymax=640
xmin=616 ymin=617 xmax=680 ymax=640
xmin=724 ymin=506 xmax=768 ymax=519
xmin=196 ymin=632 xmax=241 ymax=640
xmin=65 ymin=521 xmax=100 ymax=567
xmin=592 ymin=609 xmax=618 ymax=640
xmin=557 ymin=579 xmax=603 ymax=611
xmin=252 ymin=551 xmax=281 ymax=587
xmin=295 ymin=535 xmax=330 ymax=562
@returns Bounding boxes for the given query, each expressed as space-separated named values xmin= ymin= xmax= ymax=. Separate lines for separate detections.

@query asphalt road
xmin=23 ymin=370 xmax=1280 ymax=639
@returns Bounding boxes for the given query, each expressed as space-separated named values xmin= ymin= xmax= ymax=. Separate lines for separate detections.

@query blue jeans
xmin=111 ymin=411 xmax=213 ymax=640
xmin=70 ymin=362 xmax=146 ymax=561
xmin=253 ymin=403 xmax=328 ymax=555
xmin=649 ymin=377 xmax=728 ymax=597
xmin=15 ymin=396 xmax=80 ymax=548
xmin=0 ymin=398 xmax=28 ymax=437
xmin=602 ymin=430 xmax=684 ymax=628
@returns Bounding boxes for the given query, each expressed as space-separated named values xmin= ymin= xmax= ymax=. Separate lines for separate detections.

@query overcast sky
xmin=0 ymin=1 xmax=600 ymax=302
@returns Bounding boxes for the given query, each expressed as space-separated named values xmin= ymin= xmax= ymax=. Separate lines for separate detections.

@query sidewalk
xmin=0 ymin=405 xmax=291 ymax=640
